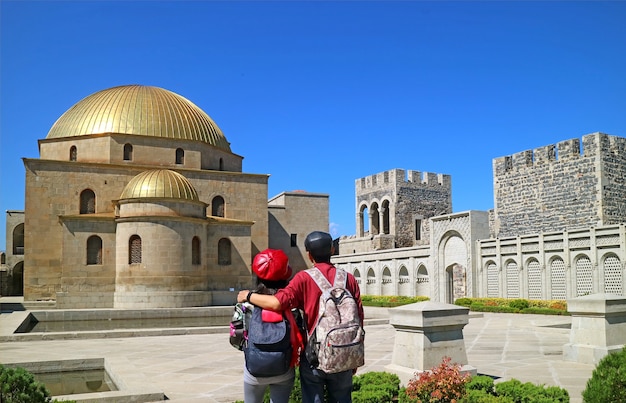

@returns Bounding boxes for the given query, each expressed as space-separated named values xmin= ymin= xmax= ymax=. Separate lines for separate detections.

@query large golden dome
xmin=120 ymin=169 xmax=199 ymax=201
xmin=46 ymin=85 xmax=231 ymax=151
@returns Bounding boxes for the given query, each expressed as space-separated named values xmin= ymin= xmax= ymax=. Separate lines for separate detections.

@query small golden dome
xmin=120 ymin=169 xmax=199 ymax=201
xmin=46 ymin=85 xmax=231 ymax=151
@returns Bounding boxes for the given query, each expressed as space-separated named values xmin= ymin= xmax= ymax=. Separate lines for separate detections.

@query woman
xmin=239 ymin=249 xmax=303 ymax=403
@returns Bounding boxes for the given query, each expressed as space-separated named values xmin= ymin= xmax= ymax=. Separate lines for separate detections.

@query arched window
xmin=219 ymin=158 xmax=224 ymax=171
xmin=86 ymin=235 xmax=102 ymax=265
xmin=123 ymin=143 xmax=133 ymax=161
xmin=353 ymin=269 xmax=361 ymax=284
xmin=527 ymin=259 xmax=542 ymax=300
xmin=575 ymin=256 xmax=593 ymax=296
xmin=12 ymin=224 xmax=24 ymax=255
xmin=218 ymin=238 xmax=231 ymax=265
xmin=550 ymin=258 xmax=566 ymax=300
xmin=506 ymin=261 xmax=519 ymax=298
xmin=212 ymin=196 xmax=225 ymax=217
xmin=604 ymin=255 xmax=623 ymax=295
xmin=1 ymin=252 xmax=6 ymax=265
xmin=486 ymin=262 xmax=499 ymax=297
xmin=69 ymin=146 xmax=77 ymax=161
xmin=192 ymin=236 xmax=201 ymax=265
xmin=129 ymin=235 xmax=142 ymax=264
xmin=176 ymin=148 xmax=184 ymax=164
xmin=80 ymin=189 xmax=96 ymax=214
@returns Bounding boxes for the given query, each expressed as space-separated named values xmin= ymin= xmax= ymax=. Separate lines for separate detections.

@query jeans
xmin=299 ymin=355 xmax=353 ymax=403
xmin=244 ymin=376 xmax=294 ymax=403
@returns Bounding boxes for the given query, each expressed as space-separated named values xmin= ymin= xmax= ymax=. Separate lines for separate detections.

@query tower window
xmin=176 ymin=148 xmax=184 ymax=164
xmin=212 ymin=196 xmax=225 ymax=217
xmin=415 ymin=219 xmax=422 ymax=241
xmin=86 ymin=235 xmax=102 ymax=265
xmin=123 ymin=143 xmax=133 ymax=161
xmin=80 ymin=189 xmax=96 ymax=214
xmin=192 ymin=236 xmax=201 ymax=265
xmin=129 ymin=235 xmax=142 ymax=264
xmin=69 ymin=146 xmax=77 ymax=161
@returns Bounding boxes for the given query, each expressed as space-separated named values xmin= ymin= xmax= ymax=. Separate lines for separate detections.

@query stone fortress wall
xmin=336 ymin=132 xmax=626 ymax=303
xmin=493 ymin=132 xmax=626 ymax=238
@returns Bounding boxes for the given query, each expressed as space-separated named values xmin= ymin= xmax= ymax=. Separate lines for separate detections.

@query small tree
xmin=0 ymin=365 xmax=51 ymax=403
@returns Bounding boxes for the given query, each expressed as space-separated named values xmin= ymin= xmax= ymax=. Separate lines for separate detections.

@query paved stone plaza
xmin=0 ymin=303 xmax=595 ymax=403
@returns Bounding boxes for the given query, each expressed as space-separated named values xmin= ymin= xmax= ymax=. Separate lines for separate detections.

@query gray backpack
xmin=305 ymin=267 xmax=365 ymax=373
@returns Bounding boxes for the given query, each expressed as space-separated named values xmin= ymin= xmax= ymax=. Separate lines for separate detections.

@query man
xmin=238 ymin=231 xmax=364 ymax=403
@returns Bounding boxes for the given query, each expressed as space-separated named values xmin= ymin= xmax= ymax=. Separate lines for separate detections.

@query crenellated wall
xmin=493 ymin=132 xmax=626 ymax=238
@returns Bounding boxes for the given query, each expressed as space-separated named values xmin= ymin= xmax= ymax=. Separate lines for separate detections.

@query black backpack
xmin=243 ymin=307 xmax=292 ymax=377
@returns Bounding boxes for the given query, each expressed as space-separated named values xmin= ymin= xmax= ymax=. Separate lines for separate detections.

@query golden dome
xmin=120 ymin=169 xmax=199 ymax=201
xmin=46 ymin=85 xmax=231 ymax=151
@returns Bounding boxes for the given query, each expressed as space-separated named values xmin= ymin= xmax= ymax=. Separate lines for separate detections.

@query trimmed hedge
xmin=360 ymin=295 xmax=429 ymax=307
xmin=455 ymin=298 xmax=569 ymax=315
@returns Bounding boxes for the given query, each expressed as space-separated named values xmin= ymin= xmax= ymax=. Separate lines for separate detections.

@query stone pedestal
xmin=385 ymin=301 xmax=476 ymax=386
xmin=563 ymin=293 xmax=626 ymax=365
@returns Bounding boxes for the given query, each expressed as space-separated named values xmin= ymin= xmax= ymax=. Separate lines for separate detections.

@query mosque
xmin=0 ymin=85 xmax=328 ymax=308
xmin=2 ymin=84 xmax=625 ymax=307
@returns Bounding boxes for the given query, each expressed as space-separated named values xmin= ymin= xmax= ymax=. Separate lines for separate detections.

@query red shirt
xmin=275 ymin=262 xmax=364 ymax=335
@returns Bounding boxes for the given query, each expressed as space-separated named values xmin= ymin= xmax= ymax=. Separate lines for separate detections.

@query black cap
xmin=304 ymin=231 xmax=333 ymax=255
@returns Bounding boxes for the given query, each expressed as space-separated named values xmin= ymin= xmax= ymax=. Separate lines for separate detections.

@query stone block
xmin=563 ymin=293 xmax=626 ymax=365
xmin=385 ymin=301 xmax=476 ymax=386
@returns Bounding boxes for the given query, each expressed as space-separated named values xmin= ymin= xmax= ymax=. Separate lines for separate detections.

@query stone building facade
xmin=336 ymin=132 xmax=626 ymax=303
xmin=0 ymin=211 xmax=25 ymax=296
xmin=1 ymin=85 xmax=328 ymax=308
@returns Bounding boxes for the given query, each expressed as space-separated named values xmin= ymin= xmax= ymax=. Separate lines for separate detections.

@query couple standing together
xmin=236 ymin=231 xmax=365 ymax=403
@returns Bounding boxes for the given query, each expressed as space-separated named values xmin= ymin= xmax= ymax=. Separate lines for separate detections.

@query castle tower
xmin=354 ymin=169 xmax=452 ymax=249
xmin=493 ymin=132 xmax=626 ymax=237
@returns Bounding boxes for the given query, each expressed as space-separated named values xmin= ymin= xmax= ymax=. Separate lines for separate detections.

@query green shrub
xmin=400 ymin=356 xmax=470 ymax=403
xmin=455 ymin=298 xmax=473 ymax=307
xmin=520 ymin=307 xmax=568 ymax=316
xmin=495 ymin=379 xmax=568 ymax=402
xmin=582 ymin=346 xmax=626 ymax=402
xmin=461 ymin=389 xmax=514 ymax=402
xmin=470 ymin=304 xmax=519 ymax=313
xmin=0 ymin=365 xmax=51 ymax=403
xmin=466 ymin=375 xmax=496 ymax=395
xmin=509 ymin=299 xmax=530 ymax=310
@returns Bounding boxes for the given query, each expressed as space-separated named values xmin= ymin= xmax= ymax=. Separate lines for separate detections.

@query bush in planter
xmin=582 ymin=346 xmax=626 ymax=402
xmin=399 ymin=356 xmax=470 ymax=403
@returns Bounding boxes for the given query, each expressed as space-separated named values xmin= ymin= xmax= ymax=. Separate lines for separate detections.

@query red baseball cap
xmin=252 ymin=249 xmax=293 ymax=281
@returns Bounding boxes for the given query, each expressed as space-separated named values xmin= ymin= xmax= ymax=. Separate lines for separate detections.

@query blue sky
xmin=1 ymin=1 xmax=625 ymax=249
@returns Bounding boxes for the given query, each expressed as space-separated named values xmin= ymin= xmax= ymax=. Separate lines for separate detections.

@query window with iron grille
xmin=87 ymin=236 xmax=102 ymax=265
xmin=80 ymin=189 xmax=96 ymax=214
xmin=129 ymin=235 xmax=142 ymax=264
